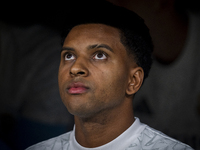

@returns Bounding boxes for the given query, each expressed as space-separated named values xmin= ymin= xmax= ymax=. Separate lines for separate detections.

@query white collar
xmin=69 ymin=117 xmax=146 ymax=150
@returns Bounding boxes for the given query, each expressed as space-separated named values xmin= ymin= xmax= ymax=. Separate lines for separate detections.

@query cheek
xmin=94 ymin=67 xmax=128 ymax=99
xmin=58 ymin=63 xmax=70 ymax=85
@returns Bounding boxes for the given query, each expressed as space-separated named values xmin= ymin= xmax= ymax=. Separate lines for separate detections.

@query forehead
xmin=64 ymin=24 xmax=122 ymax=46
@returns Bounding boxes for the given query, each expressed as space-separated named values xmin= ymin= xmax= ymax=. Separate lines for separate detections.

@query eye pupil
xmin=66 ymin=53 xmax=72 ymax=58
xmin=64 ymin=53 xmax=75 ymax=61
xmin=97 ymin=53 xmax=103 ymax=58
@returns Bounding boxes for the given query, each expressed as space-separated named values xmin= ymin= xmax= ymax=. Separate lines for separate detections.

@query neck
xmin=74 ymin=99 xmax=134 ymax=148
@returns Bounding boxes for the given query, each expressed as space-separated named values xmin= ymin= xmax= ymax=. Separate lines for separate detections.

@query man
xmin=26 ymin=1 xmax=193 ymax=150
xmin=107 ymin=1 xmax=200 ymax=149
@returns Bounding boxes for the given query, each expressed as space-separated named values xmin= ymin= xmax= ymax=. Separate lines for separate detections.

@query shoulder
xmin=25 ymin=131 xmax=72 ymax=150
xmin=133 ymin=126 xmax=194 ymax=150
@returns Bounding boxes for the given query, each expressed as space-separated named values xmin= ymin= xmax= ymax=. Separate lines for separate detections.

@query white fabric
xmin=26 ymin=118 xmax=193 ymax=150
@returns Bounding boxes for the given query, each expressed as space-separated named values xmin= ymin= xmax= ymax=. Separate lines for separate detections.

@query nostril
xmin=77 ymin=71 xmax=85 ymax=75
xmin=70 ymin=70 xmax=86 ymax=77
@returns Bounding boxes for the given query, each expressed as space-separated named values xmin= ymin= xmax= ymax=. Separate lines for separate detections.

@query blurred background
xmin=0 ymin=0 xmax=200 ymax=149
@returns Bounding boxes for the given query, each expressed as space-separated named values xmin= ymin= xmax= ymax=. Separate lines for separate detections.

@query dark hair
xmin=61 ymin=0 xmax=153 ymax=80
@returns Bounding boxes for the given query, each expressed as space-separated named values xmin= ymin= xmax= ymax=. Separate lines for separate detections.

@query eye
xmin=64 ymin=52 xmax=76 ymax=60
xmin=93 ymin=51 xmax=107 ymax=60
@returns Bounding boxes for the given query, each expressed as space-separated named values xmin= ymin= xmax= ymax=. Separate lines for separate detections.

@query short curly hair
xmin=61 ymin=0 xmax=153 ymax=80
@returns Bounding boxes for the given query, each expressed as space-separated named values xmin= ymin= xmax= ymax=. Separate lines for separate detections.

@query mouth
xmin=67 ymin=82 xmax=89 ymax=94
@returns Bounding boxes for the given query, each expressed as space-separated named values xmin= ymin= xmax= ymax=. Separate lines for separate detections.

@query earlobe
xmin=126 ymin=67 xmax=144 ymax=96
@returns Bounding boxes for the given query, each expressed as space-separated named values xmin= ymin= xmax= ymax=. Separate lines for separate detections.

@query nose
xmin=70 ymin=58 xmax=89 ymax=77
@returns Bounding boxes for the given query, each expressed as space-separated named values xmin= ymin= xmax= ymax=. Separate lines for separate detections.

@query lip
xmin=67 ymin=82 xmax=89 ymax=94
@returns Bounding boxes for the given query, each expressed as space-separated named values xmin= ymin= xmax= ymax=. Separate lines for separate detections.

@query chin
xmin=66 ymin=104 xmax=92 ymax=117
xmin=72 ymin=111 xmax=95 ymax=119
xmin=69 ymin=105 xmax=105 ymax=120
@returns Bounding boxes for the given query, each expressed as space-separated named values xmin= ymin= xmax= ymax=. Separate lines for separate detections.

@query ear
xmin=126 ymin=67 xmax=144 ymax=96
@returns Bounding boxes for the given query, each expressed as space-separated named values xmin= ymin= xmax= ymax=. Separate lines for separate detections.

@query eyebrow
xmin=61 ymin=47 xmax=75 ymax=53
xmin=61 ymin=44 xmax=114 ymax=53
xmin=87 ymin=44 xmax=113 ymax=52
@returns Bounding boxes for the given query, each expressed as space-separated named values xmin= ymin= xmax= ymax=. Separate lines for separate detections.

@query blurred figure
xmin=0 ymin=22 xmax=74 ymax=150
xmin=107 ymin=0 xmax=200 ymax=149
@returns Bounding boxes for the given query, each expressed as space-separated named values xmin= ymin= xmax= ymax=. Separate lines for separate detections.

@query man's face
xmin=58 ymin=24 xmax=133 ymax=118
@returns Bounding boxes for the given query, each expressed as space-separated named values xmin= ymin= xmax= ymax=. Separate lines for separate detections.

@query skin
xmin=58 ymin=24 xmax=144 ymax=148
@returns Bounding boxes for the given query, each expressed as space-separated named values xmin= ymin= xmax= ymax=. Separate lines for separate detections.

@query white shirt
xmin=26 ymin=118 xmax=193 ymax=150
